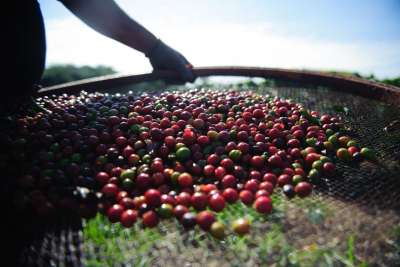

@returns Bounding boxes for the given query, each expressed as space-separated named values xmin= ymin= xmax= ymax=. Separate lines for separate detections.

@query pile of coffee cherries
xmin=7 ymin=89 xmax=375 ymax=237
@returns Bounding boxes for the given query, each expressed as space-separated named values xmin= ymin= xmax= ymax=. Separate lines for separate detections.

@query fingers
xmin=176 ymin=63 xmax=196 ymax=83
xmin=174 ymin=54 xmax=195 ymax=83
xmin=151 ymin=57 xmax=196 ymax=84
xmin=146 ymin=40 xmax=196 ymax=83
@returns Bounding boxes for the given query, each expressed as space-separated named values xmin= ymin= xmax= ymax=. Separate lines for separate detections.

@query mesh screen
xmin=10 ymin=84 xmax=400 ymax=267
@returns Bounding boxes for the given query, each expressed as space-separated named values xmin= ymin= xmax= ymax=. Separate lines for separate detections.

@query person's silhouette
xmin=7 ymin=0 xmax=195 ymax=113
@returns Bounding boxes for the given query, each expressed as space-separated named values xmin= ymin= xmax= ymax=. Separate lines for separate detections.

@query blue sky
xmin=39 ymin=0 xmax=400 ymax=78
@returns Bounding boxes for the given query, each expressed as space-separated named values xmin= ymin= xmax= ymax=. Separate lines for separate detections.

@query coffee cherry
xmin=228 ymin=149 xmax=242 ymax=161
xmin=322 ymin=162 xmax=335 ymax=176
xmin=255 ymin=189 xmax=270 ymax=199
xmin=107 ymin=204 xmax=124 ymax=223
xmin=250 ymin=156 xmax=265 ymax=169
xmin=191 ymin=192 xmax=208 ymax=211
xmin=196 ymin=211 xmax=216 ymax=231
xmin=283 ymin=184 xmax=295 ymax=198
xmin=158 ymin=203 xmax=174 ymax=218
xmin=295 ymin=182 xmax=312 ymax=198
xmin=239 ymin=190 xmax=254 ymax=205
xmin=222 ymin=188 xmax=239 ymax=203
xmin=173 ymin=205 xmax=189 ymax=219
xmin=144 ymin=189 xmax=161 ymax=207
xmin=178 ymin=172 xmax=193 ymax=188
xmin=336 ymin=148 xmax=351 ymax=161
xmin=277 ymin=174 xmax=291 ymax=187
xmin=96 ymin=172 xmax=110 ymax=185
xmin=176 ymin=192 xmax=191 ymax=206
xmin=360 ymin=147 xmax=376 ymax=161
xmin=102 ymin=183 xmax=119 ymax=197
xmin=254 ymin=196 xmax=272 ymax=214
xmin=120 ymin=209 xmax=138 ymax=228
xmin=142 ymin=210 xmax=159 ymax=228
xmin=176 ymin=147 xmax=191 ymax=161
xmin=259 ymin=181 xmax=274 ymax=194
xmin=210 ymin=221 xmax=226 ymax=239
xmin=232 ymin=218 xmax=250 ymax=236
xmin=208 ymin=194 xmax=226 ymax=212
xmin=181 ymin=212 xmax=197 ymax=228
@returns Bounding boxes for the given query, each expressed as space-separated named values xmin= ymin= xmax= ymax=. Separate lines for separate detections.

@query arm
xmin=59 ymin=0 xmax=195 ymax=82
xmin=59 ymin=0 xmax=157 ymax=54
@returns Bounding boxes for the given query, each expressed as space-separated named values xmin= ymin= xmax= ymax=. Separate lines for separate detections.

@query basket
xmin=6 ymin=67 xmax=400 ymax=267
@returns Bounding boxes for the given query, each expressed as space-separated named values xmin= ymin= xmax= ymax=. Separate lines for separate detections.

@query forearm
xmin=59 ymin=0 xmax=157 ymax=54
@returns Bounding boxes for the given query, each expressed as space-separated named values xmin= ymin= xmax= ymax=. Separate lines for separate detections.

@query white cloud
xmin=45 ymin=17 xmax=152 ymax=74
xmin=45 ymin=17 xmax=400 ymax=79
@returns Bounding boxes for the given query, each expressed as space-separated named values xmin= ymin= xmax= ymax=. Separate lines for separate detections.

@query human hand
xmin=146 ymin=40 xmax=195 ymax=83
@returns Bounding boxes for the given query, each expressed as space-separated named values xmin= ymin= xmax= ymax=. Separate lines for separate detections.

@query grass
xmin=82 ymin=193 xmax=368 ymax=266
xmin=387 ymin=225 xmax=400 ymax=264
xmin=83 ymin=214 xmax=162 ymax=266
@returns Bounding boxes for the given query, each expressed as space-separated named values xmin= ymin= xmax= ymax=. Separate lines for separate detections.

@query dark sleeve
xmin=9 ymin=0 xmax=46 ymax=93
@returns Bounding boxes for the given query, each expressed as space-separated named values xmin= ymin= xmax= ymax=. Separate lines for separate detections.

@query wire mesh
xmin=6 ymin=82 xmax=400 ymax=267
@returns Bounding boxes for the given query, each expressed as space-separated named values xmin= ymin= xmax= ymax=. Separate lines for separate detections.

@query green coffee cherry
xmin=360 ymin=147 xmax=376 ymax=161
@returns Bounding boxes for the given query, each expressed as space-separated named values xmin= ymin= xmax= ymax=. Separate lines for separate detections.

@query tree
xmin=41 ymin=64 xmax=117 ymax=86
xmin=382 ymin=77 xmax=400 ymax=87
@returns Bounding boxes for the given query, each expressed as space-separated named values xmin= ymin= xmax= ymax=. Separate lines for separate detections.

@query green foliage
xmin=347 ymin=235 xmax=356 ymax=265
xmin=83 ymin=214 xmax=162 ymax=266
xmin=327 ymin=71 xmax=400 ymax=87
xmin=390 ymin=225 xmax=400 ymax=264
xmin=381 ymin=77 xmax=400 ymax=87
xmin=41 ymin=64 xmax=116 ymax=86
